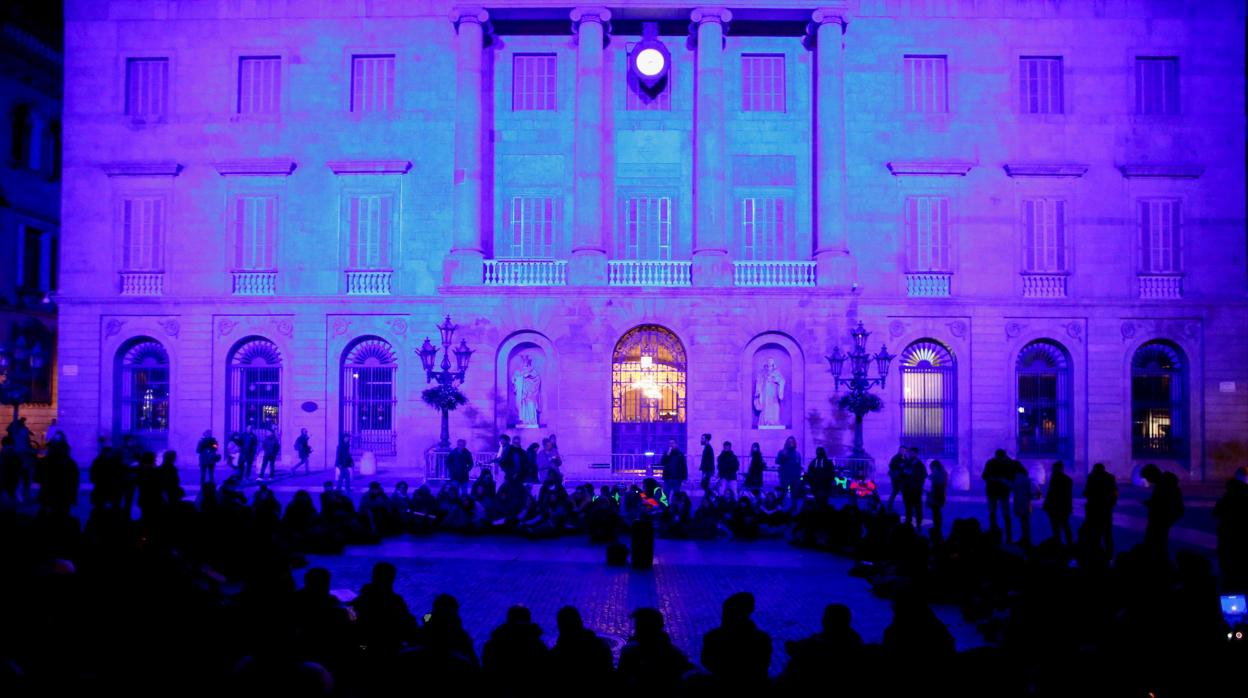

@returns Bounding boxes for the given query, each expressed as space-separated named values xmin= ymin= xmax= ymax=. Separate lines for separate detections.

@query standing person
xmin=239 ymin=426 xmax=259 ymax=481
xmin=1141 ymin=464 xmax=1185 ymax=557
xmin=886 ymin=445 xmax=907 ymax=512
xmin=195 ymin=430 xmax=220 ymax=486
xmin=805 ymin=447 xmax=834 ymax=505
xmin=7 ymin=417 xmax=34 ymax=502
xmin=699 ymin=433 xmax=715 ymax=493
xmin=496 ymin=435 xmax=524 ymax=485
xmin=523 ymin=440 xmax=540 ymax=486
xmin=535 ymin=438 xmax=558 ymax=484
xmin=1043 ymin=460 xmax=1074 ymax=546
xmin=293 ymin=428 xmax=312 ymax=474
xmin=660 ymin=439 xmax=687 ymax=503
xmin=259 ymin=430 xmax=280 ymax=480
xmin=901 ymin=447 xmax=927 ymax=529
xmin=334 ymin=434 xmax=354 ymax=493
xmin=1214 ymin=467 xmax=1248 ymax=592
xmin=716 ymin=441 xmax=740 ymax=497
xmin=447 ymin=438 xmax=474 ymax=498
xmin=745 ymin=442 xmax=766 ymax=499
xmin=1080 ymin=462 xmax=1118 ymax=558
xmin=225 ymin=432 xmax=241 ymax=473
xmin=982 ymin=449 xmax=1016 ymax=542
xmin=1012 ymin=466 xmax=1034 ymax=546
xmin=43 ymin=418 xmax=63 ymax=446
xmin=927 ymin=460 xmax=948 ymax=541
xmin=776 ymin=436 xmax=802 ymax=501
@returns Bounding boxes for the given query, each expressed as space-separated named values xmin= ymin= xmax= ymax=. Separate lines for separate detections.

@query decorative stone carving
xmin=157 ymin=318 xmax=181 ymax=338
xmin=217 ymin=318 xmax=239 ymax=337
xmin=1062 ymin=321 xmax=1083 ymax=343
xmin=754 ymin=358 xmax=787 ymax=428
xmin=946 ymin=320 xmax=968 ymax=339
xmin=1120 ymin=321 xmax=1137 ymax=341
xmin=387 ymin=318 xmax=409 ymax=337
xmin=104 ymin=319 xmax=126 ymax=338
xmin=1005 ymin=321 xmax=1026 ymax=339
xmin=1180 ymin=321 xmax=1200 ymax=340
xmin=888 ymin=320 xmax=908 ymax=339
xmin=271 ymin=318 xmax=294 ymax=338
xmin=332 ymin=319 xmax=352 ymax=338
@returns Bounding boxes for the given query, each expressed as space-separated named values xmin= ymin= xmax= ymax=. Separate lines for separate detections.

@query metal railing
xmin=119 ymin=272 xmax=164 ymax=296
xmin=346 ymin=270 xmax=393 ymax=295
xmin=733 ymin=260 xmax=817 ymax=287
xmin=1138 ymin=274 xmax=1182 ymax=299
xmin=483 ymin=259 xmax=568 ymax=286
xmin=425 ymin=450 xmax=501 ymax=481
xmin=906 ymin=272 xmax=952 ymax=297
xmin=608 ymin=260 xmax=692 ymax=287
xmin=232 ymin=271 xmax=277 ymax=296
xmin=1021 ymin=273 xmax=1067 ymax=298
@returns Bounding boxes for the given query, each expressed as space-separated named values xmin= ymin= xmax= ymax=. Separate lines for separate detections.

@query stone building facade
xmin=57 ymin=0 xmax=1247 ymax=481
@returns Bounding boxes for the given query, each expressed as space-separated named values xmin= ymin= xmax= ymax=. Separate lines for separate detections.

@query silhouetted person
xmin=350 ymin=561 xmax=416 ymax=656
xmin=660 ymin=439 xmax=687 ymax=503
xmin=928 ymin=460 xmax=948 ymax=541
xmin=887 ymin=445 xmax=907 ymax=511
xmin=239 ymin=426 xmax=259 ymax=480
xmin=447 ymin=438 xmax=474 ymax=498
xmin=1081 ymin=462 xmax=1118 ymax=558
xmin=334 ymin=434 xmax=353 ymax=492
xmin=196 ymin=430 xmax=220 ymax=485
xmin=883 ymin=595 xmax=955 ymax=666
xmin=259 ymin=431 xmax=280 ymax=480
xmin=294 ymin=568 xmax=353 ymax=669
xmin=618 ymin=608 xmax=691 ymax=689
xmin=699 ymin=433 xmax=715 ymax=492
xmin=715 ymin=441 xmax=740 ymax=496
xmin=701 ymin=591 xmax=772 ymax=688
xmin=745 ymin=442 xmax=765 ymax=498
xmin=983 ymin=449 xmax=1017 ymax=541
xmin=1043 ymin=460 xmax=1074 ymax=546
xmin=783 ymin=603 xmax=863 ymax=687
xmin=411 ymin=594 xmax=479 ymax=678
xmin=550 ymin=606 xmax=614 ymax=689
xmin=901 ymin=447 xmax=927 ymax=529
xmin=482 ymin=605 xmax=548 ymax=694
xmin=1012 ymin=467 xmax=1034 ymax=546
xmin=1141 ymin=463 xmax=1184 ymax=557
xmin=805 ymin=447 xmax=834 ymax=504
xmin=1215 ymin=468 xmax=1248 ymax=591
xmin=293 ymin=428 xmax=312 ymax=474
xmin=776 ymin=436 xmax=802 ymax=500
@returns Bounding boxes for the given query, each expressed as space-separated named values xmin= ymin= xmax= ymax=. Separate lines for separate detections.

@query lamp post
xmin=418 ymin=315 xmax=474 ymax=450
xmin=826 ymin=322 xmax=895 ymax=460
xmin=0 ymin=337 xmax=46 ymax=421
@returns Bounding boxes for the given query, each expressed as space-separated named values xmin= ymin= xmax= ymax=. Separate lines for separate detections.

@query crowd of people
xmin=2 ymin=418 xmax=1247 ymax=696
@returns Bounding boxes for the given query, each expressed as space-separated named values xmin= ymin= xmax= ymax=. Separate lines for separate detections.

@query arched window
xmin=899 ymin=339 xmax=956 ymax=458
xmin=115 ymin=337 xmax=170 ymax=448
xmin=341 ymin=337 xmax=397 ymax=456
xmin=1016 ymin=340 xmax=1072 ymax=457
xmin=227 ymin=337 xmax=282 ymax=438
xmin=612 ymin=325 xmax=686 ymax=468
xmin=1131 ymin=341 xmax=1187 ymax=459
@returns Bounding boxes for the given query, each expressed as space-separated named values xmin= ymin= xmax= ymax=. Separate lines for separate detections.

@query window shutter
xmin=1054 ymin=201 xmax=1066 ymax=272
xmin=233 ymin=197 xmax=246 ymax=269
xmin=378 ymin=195 xmax=392 ymax=268
xmin=937 ymin=198 xmax=950 ymax=270
xmin=905 ymin=198 xmax=917 ymax=270
xmin=123 ymin=199 xmax=134 ymax=269
xmin=150 ymin=199 xmax=164 ymax=271
xmin=1139 ymin=201 xmax=1152 ymax=272
xmin=1023 ymin=200 xmax=1036 ymax=271
xmin=348 ymin=197 xmax=360 ymax=268
xmin=263 ymin=196 xmax=277 ymax=269
xmin=1169 ymin=200 xmax=1181 ymax=273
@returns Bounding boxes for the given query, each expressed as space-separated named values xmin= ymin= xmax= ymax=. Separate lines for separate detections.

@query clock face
xmin=635 ymin=47 xmax=666 ymax=77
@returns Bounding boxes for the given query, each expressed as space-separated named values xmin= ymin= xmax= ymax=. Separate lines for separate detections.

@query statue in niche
xmin=512 ymin=353 xmax=542 ymax=427
xmin=753 ymin=358 xmax=786 ymax=428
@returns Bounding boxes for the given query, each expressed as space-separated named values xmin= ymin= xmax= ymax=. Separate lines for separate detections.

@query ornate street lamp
xmin=0 ymin=337 xmax=45 ymax=421
xmin=826 ymin=322 xmax=895 ymax=461
xmin=418 ymin=315 xmax=474 ymax=449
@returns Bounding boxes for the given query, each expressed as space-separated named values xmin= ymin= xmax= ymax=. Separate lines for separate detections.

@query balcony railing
xmin=1021 ymin=273 xmax=1067 ymax=298
xmin=733 ymin=260 xmax=817 ymax=287
xmin=608 ymin=260 xmax=692 ymax=287
xmin=346 ymin=270 xmax=393 ymax=295
xmin=906 ymin=272 xmax=952 ymax=297
xmin=483 ymin=259 xmax=568 ymax=287
xmin=232 ymin=271 xmax=277 ymax=296
xmin=1138 ymin=274 xmax=1182 ymax=299
xmin=119 ymin=272 xmax=164 ymax=296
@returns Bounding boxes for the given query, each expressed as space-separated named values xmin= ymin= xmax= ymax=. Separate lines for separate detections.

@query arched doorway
xmin=898 ymin=339 xmax=957 ymax=459
xmin=114 ymin=337 xmax=170 ymax=450
xmin=1131 ymin=340 xmax=1187 ymax=460
xmin=226 ymin=337 xmax=282 ymax=439
xmin=1016 ymin=340 xmax=1072 ymax=459
xmin=341 ymin=336 xmax=398 ymax=457
xmin=611 ymin=325 xmax=686 ymax=470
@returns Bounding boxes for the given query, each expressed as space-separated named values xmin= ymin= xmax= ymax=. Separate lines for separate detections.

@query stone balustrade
xmin=906 ymin=272 xmax=952 ymax=297
xmin=733 ymin=260 xmax=817 ymax=287
xmin=1139 ymin=274 xmax=1183 ymax=299
xmin=231 ymin=271 xmax=277 ymax=296
xmin=346 ymin=270 xmax=393 ymax=295
xmin=119 ymin=272 xmax=164 ymax=296
xmin=483 ymin=259 xmax=568 ymax=287
xmin=1021 ymin=273 xmax=1067 ymax=298
xmin=608 ymin=260 xmax=693 ymax=287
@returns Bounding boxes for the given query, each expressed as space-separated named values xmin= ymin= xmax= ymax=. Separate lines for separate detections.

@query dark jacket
xmin=700 ymin=444 xmax=715 ymax=475
xmin=776 ymin=447 xmax=802 ymax=487
xmin=745 ymin=453 xmax=766 ymax=488
xmin=499 ymin=445 xmax=526 ymax=482
xmin=550 ymin=627 xmax=614 ymax=685
xmin=240 ymin=431 xmax=259 ymax=459
xmin=982 ymin=454 xmax=1018 ymax=498
xmin=661 ymin=448 xmax=688 ymax=482
xmin=716 ymin=451 xmax=740 ymax=480
xmin=618 ymin=631 xmax=691 ymax=688
xmin=294 ymin=433 xmax=312 ymax=457
xmin=196 ymin=437 xmax=220 ymax=468
xmin=447 ymin=447 xmax=474 ymax=483
xmin=1083 ymin=469 xmax=1118 ymax=513
xmin=1043 ymin=470 xmax=1074 ymax=515
xmin=701 ymin=619 xmax=773 ymax=686
xmin=901 ymin=457 xmax=927 ymax=494
xmin=335 ymin=441 xmax=354 ymax=470
xmin=1147 ymin=472 xmax=1185 ymax=526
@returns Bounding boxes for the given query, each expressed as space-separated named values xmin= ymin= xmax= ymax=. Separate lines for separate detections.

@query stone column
xmin=444 ymin=7 xmax=489 ymax=286
xmin=691 ymin=8 xmax=733 ymax=287
xmin=810 ymin=8 xmax=855 ymax=287
xmin=568 ymin=7 xmax=611 ymax=286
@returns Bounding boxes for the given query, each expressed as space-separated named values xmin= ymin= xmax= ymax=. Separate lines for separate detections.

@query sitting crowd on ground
xmin=2 ymin=418 xmax=1247 ymax=696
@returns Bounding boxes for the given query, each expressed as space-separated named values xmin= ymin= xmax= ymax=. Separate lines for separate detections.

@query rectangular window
xmin=740 ymin=197 xmax=790 ymax=260
xmin=122 ymin=197 xmax=165 ymax=271
xmin=351 ymin=55 xmax=395 ymax=112
xmin=512 ymin=54 xmax=558 ymax=111
xmin=126 ymin=58 xmax=169 ymax=118
xmin=741 ymin=54 xmax=786 ymax=112
xmin=232 ymin=195 xmax=278 ymax=270
xmin=904 ymin=55 xmax=948 ymax=113
xmin=347 ymin=195 xmax=392 ymax=269
xmin=1135 ymin=57 xmax=1179 ymax=115
xmin=620 ymin=196 xmax=673 ymax=260
xmin=626 ymin=63 xmax=671 ymax=111
xmin=238 ymin=56 xmax=281 ymax=114
xmin=507 ymin=196 xmax=556 ymax=258
xmin=1022 ymin=199 xmax=1067 ymax=272
xmin=1020 ymin=57 xmax=1063 ymax=114
xmin=905 ymin=196 xmax=950 ymax=271
xmin=1139 ymin=199 xmax=1181 ymax=273
xmin=20 ymin=227 xmax=42 ymax=290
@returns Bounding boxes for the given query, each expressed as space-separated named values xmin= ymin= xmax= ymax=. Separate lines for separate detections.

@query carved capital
xmin=570 ymin=6 xmax=611 ymax=28
xmin=450 ymin=6 xmax=488 ymax=27
xmin=691 ymin=7 xmax=733 ymax=26
xmin=811 ymin=8 xmax=847 ymax=29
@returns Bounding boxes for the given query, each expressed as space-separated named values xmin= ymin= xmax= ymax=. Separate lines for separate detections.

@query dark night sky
xmin=4 ymin=0 xmax=63 ymax=50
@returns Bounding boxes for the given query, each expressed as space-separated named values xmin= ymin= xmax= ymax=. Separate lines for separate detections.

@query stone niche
xmin=741 ymin=333 xmax=805 ymax=458
xmin=495 ymin=331 xmax=556 ymax=432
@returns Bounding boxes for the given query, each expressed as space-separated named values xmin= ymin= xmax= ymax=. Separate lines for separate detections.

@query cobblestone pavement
xmin=308 ymin=535 xmax=984 ymax=676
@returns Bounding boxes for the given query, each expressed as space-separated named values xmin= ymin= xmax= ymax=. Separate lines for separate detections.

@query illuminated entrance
xmin=611 ymin=325 xmax=686 ymax=469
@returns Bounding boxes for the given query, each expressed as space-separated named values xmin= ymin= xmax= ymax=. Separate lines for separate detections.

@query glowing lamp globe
xmin=629 ymin=31 xmax=670 ymax=89
xmin=635 ymin=47 xmax=666 ymax=78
